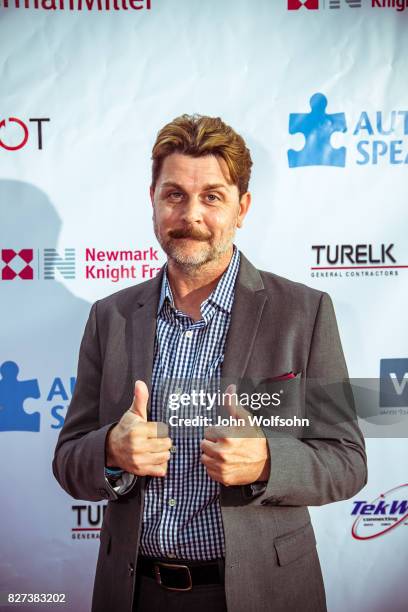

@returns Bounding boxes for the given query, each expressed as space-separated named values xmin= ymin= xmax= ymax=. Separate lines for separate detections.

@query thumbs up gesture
xmin=106 ymin=380 xmax=172 ymax=477
xmin=200 ymin=384 xmax=270 ymax=486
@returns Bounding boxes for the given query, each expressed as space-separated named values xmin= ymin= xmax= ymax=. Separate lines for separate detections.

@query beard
xmin=153 ymin=209 xmax=236 ymax=269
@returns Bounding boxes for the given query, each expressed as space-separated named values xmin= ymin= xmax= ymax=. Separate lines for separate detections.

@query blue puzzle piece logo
xmin=288 ymin=93 xmax=347 ymax=168
xmin=0 ymin=361 xmax=41 ymax=432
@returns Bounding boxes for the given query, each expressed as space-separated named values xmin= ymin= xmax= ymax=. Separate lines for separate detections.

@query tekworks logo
xmin=1 ymin=248 xmax=75 ymax=280
xmin=287 ymin=1 xmax=408 ymax=11
xmin=351 ymin=484 xmax=408 ymax=540
xmin=287 ymin=92 xmax=408 ymax=167
xmin=380 ymin=358 xmax=408 ymax=409
xmin=0 ymin=360 xmax=75 ymax=432
xmin=310 ymin=243 xmax=408 ymax=279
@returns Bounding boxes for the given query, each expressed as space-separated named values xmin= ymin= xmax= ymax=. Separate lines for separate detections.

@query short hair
xmin=151 ymin=113 xmax=252 ymax=197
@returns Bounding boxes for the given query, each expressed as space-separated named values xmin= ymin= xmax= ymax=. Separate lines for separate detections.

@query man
xmin=52 ymin=114 xmax=367 ymax=612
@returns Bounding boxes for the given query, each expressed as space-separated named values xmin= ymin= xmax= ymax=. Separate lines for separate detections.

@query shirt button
xmin=185 ymin=330 xmax=193 ymax=338
xmin=167 ymin=552 xmax=177 ymax=559
xmin=168 ymin=498 xmax=177 ymax=507
xmin=170 ymin=445 xmax=177 ymax=454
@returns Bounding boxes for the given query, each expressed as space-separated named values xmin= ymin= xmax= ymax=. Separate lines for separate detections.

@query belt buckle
xmin=154 ymin=562 xmax=193 ymax=592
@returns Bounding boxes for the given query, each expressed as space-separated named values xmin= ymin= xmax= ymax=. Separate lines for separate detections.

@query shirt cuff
xmin=242 ymin=481 xmax=268 ymax=500
xmin=104 ymin=468 xmax=137 ymax=496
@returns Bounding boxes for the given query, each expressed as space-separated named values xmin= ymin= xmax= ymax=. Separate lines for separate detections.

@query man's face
xmin=151 ymin=152 xmax=250 ymax=268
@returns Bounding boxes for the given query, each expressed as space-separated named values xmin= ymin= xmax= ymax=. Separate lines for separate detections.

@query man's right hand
xmin=105 ymin=380 xmax=172 ymax=477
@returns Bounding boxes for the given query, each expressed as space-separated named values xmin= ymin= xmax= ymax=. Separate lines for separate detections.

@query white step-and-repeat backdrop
xmin=1 ymin=1 xmax=407 ymax=610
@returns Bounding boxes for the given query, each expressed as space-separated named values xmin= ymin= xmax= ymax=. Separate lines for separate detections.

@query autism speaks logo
xmin=351 ymin=484 xmax=408 ymax=540
xmin=288 ymin=92 xmax=408 ymax=168
xmin=288 ymin=93 xmax=346 ymax=168
xmin=0 ymin=361 xmax=75 ymax=432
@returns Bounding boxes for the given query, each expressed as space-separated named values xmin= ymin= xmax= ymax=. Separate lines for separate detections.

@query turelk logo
xmin=71 ymin=504 xmax=106 ymax=540
xmin=309 ymin=243 xmax=408 ymax=279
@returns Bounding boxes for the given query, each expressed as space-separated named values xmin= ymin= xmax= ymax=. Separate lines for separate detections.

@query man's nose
xmin=179 ymin=194 xmax=203 ymax=224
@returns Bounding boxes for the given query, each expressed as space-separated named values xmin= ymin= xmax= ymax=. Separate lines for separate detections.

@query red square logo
xmin=1 ymin=249 xmax=34 ymax=280
xmin=288 ymin=0 xmax=319 ymax=9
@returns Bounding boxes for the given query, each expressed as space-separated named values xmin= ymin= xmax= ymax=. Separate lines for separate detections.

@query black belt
xmin=136 ymin=556 xmax=225 ymax=591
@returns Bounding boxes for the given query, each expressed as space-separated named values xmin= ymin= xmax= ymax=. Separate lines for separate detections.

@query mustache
xmin=168 ymin=226 xmax=212 ymax=241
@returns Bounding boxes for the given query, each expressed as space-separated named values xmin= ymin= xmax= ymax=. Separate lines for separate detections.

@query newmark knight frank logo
xmin=288 ymin=92 xmax=408 ymax=167
xmin=288 ymin=0 xmax=364 ymax=8
xmin=288 ymin=1 xmax=408 ymax=11
xmin=1 ymin=248 xmax=75 ymax=280
xmin=1 ymin=247 xmax=163 ymax=282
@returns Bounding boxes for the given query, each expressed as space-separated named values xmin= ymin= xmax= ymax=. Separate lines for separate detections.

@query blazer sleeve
xmin=253 ymin=291 xmax=368 ymax=507
xmin=52 ymin=301 xmax=137 ymax=502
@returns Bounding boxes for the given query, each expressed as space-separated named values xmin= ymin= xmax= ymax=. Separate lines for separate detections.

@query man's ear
xmin=149 ymin=185 xmax=155 ymax=207
xmin=237 ymin=192 xmax=251 ymax=228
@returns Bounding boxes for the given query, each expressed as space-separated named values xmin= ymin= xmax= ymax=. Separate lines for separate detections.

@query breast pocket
xmin=249 ymin=371 xmax=306 ymax=438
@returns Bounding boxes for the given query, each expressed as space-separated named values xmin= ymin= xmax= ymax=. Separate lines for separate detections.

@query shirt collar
xmin=157 ymin=244 xmax=240 ymax=316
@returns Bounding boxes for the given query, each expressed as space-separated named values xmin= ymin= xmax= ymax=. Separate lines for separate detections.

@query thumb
xmin=224 ymin=384 xmax=250 ymax=422
xmin=129 ymin=380 xmax=149 ymax=422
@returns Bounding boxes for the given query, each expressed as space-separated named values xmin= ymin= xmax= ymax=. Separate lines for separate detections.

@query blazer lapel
xmin=219 ymin=251 xmax=268 ymax=506
xmin=129 ymin=268 xmax=164 ymax=418
xmin=221 ymin=251 xmax=268 ymax=400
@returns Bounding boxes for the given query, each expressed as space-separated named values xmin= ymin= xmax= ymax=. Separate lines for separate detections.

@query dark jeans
xmin=133 ymin=573 xmax=228 ymax=612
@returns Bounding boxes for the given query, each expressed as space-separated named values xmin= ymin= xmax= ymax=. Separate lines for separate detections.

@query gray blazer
xmin=52 ymin=250 xmax=367 ymax=612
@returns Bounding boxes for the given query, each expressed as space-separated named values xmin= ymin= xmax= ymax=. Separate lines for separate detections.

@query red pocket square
xmin=270 ymin=371 xmax=297 ymax=382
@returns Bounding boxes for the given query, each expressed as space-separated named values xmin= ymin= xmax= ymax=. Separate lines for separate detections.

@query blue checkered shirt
xmin=137 ymin=245 xmax=240 ymax=561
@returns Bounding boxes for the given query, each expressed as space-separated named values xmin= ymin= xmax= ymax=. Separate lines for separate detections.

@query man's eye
xmin=205 ymin=193 xmax=219 ymax=202
xmin=168 ymin=192 xmax=184 ymax=200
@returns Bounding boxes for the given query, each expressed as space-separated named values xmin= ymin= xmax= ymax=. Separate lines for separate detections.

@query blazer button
xmin=128 ymin=563 xmax=135 ymax=577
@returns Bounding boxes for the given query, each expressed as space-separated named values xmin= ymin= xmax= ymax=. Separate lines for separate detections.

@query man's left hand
xmin=200 ymin=385 xmax=271 ymax=486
